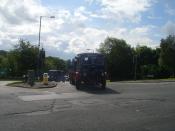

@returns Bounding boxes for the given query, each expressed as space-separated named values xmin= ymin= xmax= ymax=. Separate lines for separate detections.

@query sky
xmin=0 ymin=0 xmax=175 ymax=59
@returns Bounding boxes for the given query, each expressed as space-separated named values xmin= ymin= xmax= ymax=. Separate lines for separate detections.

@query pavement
xmin=0 ymin=81 xmax=175 ymax=131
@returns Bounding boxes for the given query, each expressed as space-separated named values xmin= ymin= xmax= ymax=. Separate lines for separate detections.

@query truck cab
xmin=69 ymin=53 xmax=106 ymax=89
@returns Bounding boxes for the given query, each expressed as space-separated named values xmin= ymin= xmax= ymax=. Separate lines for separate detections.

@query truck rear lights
xmin=76 ymin=72 xmax=80 ymax=79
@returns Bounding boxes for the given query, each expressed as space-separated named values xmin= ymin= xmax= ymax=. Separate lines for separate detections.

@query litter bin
xmin=43 ymin=73 xmax=49 ymax=85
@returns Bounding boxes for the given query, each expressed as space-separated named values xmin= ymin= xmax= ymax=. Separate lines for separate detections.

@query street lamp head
xmin=86 ymin=49 xmax=94 ymax=53
xmin=50 ymin=16 xmax=55 ymax=18
xmin=40 ymin=16 xmax=55 ymax=19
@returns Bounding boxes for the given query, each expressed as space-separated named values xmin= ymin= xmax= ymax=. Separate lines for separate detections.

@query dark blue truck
xmin=69 ymin=53 xmax=106 ymax=89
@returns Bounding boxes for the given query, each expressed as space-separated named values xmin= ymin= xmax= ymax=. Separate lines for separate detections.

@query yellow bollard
xmin=43 ymin=73 xmax=49 ymax=85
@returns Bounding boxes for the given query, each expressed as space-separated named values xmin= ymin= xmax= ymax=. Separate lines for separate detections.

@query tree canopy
xmin=159 ymin=35 xmax=175 ymax=76
xmin=45 ymin=56 xmax=66 ymax=71
xmin=98 ymin=37 xmax=133 ymax=80
xmin=0 ymin=39 xmax=66 ymax=78
xmin=98 ymin=36 xmax=173 ymax=80
xmin=0 ymin=35 xmax=175 ymax=80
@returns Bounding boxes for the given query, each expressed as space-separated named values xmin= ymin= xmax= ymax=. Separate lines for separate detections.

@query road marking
xmin=18 ymin=92 xmax=91 ymax=101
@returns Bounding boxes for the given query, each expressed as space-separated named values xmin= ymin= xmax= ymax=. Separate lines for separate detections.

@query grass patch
xmin=160 ymin=78 xmax=175 ymax=80
xmin=0 ymin=79 xmax=22 ymax=81
xmin=140 ymin=78 xmax=175 ymax=81
xmin=6 ymin=81 xmax=24 ymax=86
xmin=106 ymin=80 xmax=111 ymax=83
xmin=107 ymin=77 xmax=175 ymax=83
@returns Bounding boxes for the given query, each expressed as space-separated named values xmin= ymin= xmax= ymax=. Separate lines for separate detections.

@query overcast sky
xmin=0 ymin=0 xmax=175 ymax=59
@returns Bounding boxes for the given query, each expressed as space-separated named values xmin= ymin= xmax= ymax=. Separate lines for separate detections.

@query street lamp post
xmin=37 ymin=15 xmax=55 ymax=79
xmin=38 ymin=16 xmax=55 ymax=49
xmin=133 ymin=54 xmax=139 ymax=81
xmin=38 ymin=16 xmax=42 ymax=48
xmin=134 ymin=55 xmax=137 ymax=80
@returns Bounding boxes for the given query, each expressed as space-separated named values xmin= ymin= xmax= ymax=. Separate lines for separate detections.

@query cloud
xmin=0 ymin=0 xmax=158 ymax=59
xmin=162 ymin=21 xmax=175 ymax=36
xmin=127 ymin=27 xmax=155 ymax=46
xmin=165 ymin=4 xmax=175 ymax=16
xmin=0 ymin=0 xmax=49 ymax=50
xmin=65 ymin=27 xmax=108 ymax=53
xmin=108 ymin=25 xmax=156 ymax=47
xmin=64 ymin=25 xmax=156 ymax=55
xmin=0 ymin=0 xmax=47 ymax=25
xmin=86 ymin=0 xmax=153 ymax=22
xmin=147 ymin=14 xmax=162 ymax=20
xmin=73 ymin=7 xmax=88 ymax=22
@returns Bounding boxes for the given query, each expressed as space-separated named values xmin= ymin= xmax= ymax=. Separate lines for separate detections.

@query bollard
xmin=27 ymin=70 xmax=35 ymax=86
xmin=43 ymin=73 xmax=49 ymax=85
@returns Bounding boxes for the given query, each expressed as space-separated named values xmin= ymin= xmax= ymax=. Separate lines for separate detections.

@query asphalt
xmin=0 ymin=81 xmax=175 ymax=131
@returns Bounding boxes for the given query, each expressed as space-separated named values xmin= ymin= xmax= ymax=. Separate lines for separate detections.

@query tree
xmin=0 ymin=50 xmax=7 ymax=56
xmin=0 ymin=50 xmax=7 ymax=69
xmin=98 ymin=37 xmax=133 ymax=80
xmin=159 ymin=35 xmax=175 ymax=77
xmin=0 ymin=39 xmax=67 ymax=78
xmin=6 ymin=51 xmax=19 ymax=76
xmin=0 ymin=55 xmax=8 ymax=78
xmin=135 ymin=45 xmax=158 ymax=65
xmin=45 ymin=56 xmax=66 ymax=71
xmin=7 ymin=39 xmax=39 ymax=76
xmin=135 ymin=45 xmax=160 ymax=78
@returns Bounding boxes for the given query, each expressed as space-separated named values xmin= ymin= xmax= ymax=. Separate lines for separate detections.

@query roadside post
xmin=27 ymin=70 xmax=35 ymax=86
xmin=43 ymin=73 xmax=49 ymax=85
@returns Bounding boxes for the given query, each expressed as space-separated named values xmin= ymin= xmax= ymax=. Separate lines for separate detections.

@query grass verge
xmin=6 ymin=81 xmax=23 ymax=86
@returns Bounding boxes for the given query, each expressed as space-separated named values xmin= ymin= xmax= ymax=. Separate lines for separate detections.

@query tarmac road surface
xmin=0 ymin=81 xmax=175 ymax=131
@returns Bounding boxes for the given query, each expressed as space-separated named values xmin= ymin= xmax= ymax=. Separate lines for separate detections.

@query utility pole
xmin=134 ymin=55 xmax=137 ymax=80
xmin=37 ymin=16 xmax=42 ymax=80
xmin=37 ymin=16 xmax=55 ymax=79
xmin=38 ymin=16 xmax=42 ymax=49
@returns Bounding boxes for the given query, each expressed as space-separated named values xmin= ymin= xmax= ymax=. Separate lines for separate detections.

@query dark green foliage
xmin=0 ymin=50 xmax=7 ymax=56
xmin=98 ymin=36 xmax=173 ymax=80
xmin=136 ymin=45 xmax=159 ymax=65
xmin=5 ymin=39 xmax=39 ymax=77
xmin=15 ymin=39 xmax=38 ymax=75
xmin=1 ymin=35 xmax=175 ymax=80
xmin=135 ymin=46 xmax=160 ymax=79
xmin=45 ymin=56 xmax=66 ymax=71
xmin=98 ymin=37 xmax=133 ymax=80
xmin=0 ymin=39 xmax=66 ymax=79
xmin=0 ymin=55 xmax=8 ymax=78
xmin=159 ymin=35 xmax=175 ymax=76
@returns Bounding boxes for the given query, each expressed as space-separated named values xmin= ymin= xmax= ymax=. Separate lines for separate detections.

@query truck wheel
xmin=72 ymin=80 xmax=75 ymax=85
xmin=76 ymin=80 xmax=81 ymax=90
xmin=101 ymin=80 xmax=106 ymax=90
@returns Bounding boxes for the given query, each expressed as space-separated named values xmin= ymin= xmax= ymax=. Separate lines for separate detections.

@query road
xmin=0 ymin=81 xmax=175 ymax=131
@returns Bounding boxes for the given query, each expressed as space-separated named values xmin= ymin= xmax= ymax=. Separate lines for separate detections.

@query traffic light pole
xmin=37 ymin=16 xmax=42 ymax=80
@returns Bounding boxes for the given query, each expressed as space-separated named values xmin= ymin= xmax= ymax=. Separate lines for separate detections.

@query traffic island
xmin=7 ymin=81 xmax=57 ymax=89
